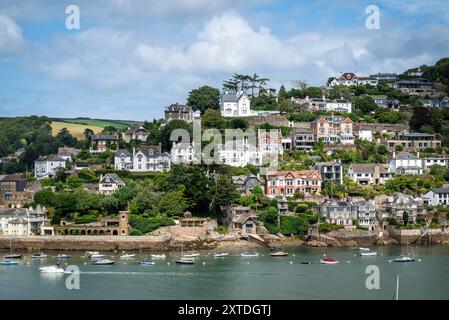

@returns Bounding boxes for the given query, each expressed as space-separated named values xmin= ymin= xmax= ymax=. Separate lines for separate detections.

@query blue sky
xmin=0 ymin=0 xmax=448 ymax=120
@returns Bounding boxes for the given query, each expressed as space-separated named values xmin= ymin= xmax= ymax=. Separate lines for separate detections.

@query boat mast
xmin=395 ymin=274 xmax=399 ymax=300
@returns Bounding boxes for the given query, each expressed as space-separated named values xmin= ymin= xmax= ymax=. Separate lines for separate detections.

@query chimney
xmin=417 ymin=151 xmax=420 ymax=158
xmin=132 ymin=147 xmax=135 ymax=156
xmin=393 ymin=151 xmax=396 ymax=159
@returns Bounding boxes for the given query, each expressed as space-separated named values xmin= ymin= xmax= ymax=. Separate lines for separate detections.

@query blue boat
xmin=1 ymin=260 xmax=18 ymax=266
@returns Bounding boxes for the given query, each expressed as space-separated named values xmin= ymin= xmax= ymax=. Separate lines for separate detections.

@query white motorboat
xmin=57 ymin=254 xmax=71 ymax=259
xmin=182 ymin=253 xmax=200 ymax=258
xmin=394 ymin=256 xmax=415 ymax=263
xmin=32 ymin=252 xmax=48 ymax=258
xmin=360 ymin=252 xmax=377 ymax=256
xmin=120 ymin=254 xmax=136 ymax=259
xmin=241 ymin=252 xmax=259 ymax=257
xmin=39 ymin=265 xmax=65 ymax=273
xmin=92 ymin=259 xmax=115 ymax=265
xmin=89 ymin=254 xmax=106 ymax=259
xmin=213 ymin=252 xmax=229 ymax=257
xmin=359 ymin=247 xmax=370 ymax=251
xmin=151 ymin=254 xmax=166 ymax=259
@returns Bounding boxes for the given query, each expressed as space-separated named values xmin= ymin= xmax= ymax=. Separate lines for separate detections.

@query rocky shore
xmin=1 ymin=228 xmax=449 ymax=252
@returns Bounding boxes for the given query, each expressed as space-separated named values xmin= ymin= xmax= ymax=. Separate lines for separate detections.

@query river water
xmin=1 ymin=246 xmax=448 ymax=300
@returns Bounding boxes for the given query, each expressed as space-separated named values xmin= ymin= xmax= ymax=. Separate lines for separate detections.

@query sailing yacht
xmin=4 ymin=239 xmax=22 ymax=259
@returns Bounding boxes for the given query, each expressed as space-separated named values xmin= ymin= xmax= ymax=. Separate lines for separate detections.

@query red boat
xmin=320 ymin=257 xmax=339 ymax=265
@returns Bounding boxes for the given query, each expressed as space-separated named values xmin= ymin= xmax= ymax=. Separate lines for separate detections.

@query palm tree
xmin=257 ymin=77 xmax=270 ymax=96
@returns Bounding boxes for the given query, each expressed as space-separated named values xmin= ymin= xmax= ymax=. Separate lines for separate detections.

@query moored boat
xmin=85 ymin=251 xmax=99 ymax=257
xmin=241 ymin=252 xmax=259 ymax=257
xmin=89 ymin=254 xmax=105 ymax=259
xmin=301 ymin=261 xmax=313 ymax=264
xmin=138 ymin=259 xmax=155 ymax=266
xmin=32 ymin=252 xmax=48 ymax=258
xmin=57 ymin=254 xmax=71 ymax=259
xmin=1 ymin=260 xmax=18 ymax=265
xmin=320 ymin=258 xmax=339 ymax=264
xmin=39 ymin=265 xmax=65 ymax=273
xmin=270 ymin=248 xmax=288 ymax=257
xmin=213 ymin=252 xmax=229 ymax=257
xmin=175 ymin=257 xmax=195 ymax=265
xmin=360 ymin=252 xmax=377 ymax=256
xmin=120 ymin=253 xmax=136 ymax=259
xmin=182 ymin=253 xmax=200 ymax=258
xmin=92 ymin=259 xmax=115 ymax=265
xmin=151 ymin=254 xmax=166 ymax=259
xmin=359 ymin=247 xmax=370 ymax=251
xmin=394 ymin=256 xmax=415 ymax=263
xmin=4 ymin=254 xmax=22 ymax=259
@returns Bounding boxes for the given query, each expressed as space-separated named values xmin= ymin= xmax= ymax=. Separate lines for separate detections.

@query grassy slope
xmin=58 ymin=118 xmax=135 ymax=129
xmin=51 ymin=121 xmax=104 ymax=139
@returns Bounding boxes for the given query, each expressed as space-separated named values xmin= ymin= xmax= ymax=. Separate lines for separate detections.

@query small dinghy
xmin=92 ymin=259 xmax=115 ymax=265
xmin=394 ymin=256 xmax=415 ymax=263
xmin=1 ymin=260 xmax=18 ymax=265
xmin=57 ymin=254 xmax=71 ymax=259
xmin=4 ymin=254 xmax=22 ymax=259
xmin=138 ymin=259 xmax=155 ymax=266
xmin=39 ymin=265 xmax=65 ymax=273
xmin=120 ymin=254 xmax=136 ymax=259
xmin=175 ymin=257 xmax=195 ymax=265
xmin=151 ymin=254 xmax=166 ymax=259
xmin=359 ymin=247 xmax=370 ymax=251
xmin=270 ymin=248 xmax=288 ymax=257
xmin=320 ymin=258 xmax=339 ymax=264
xmin=213 ymin=252 xmax=229 ymax=257
xmin=182 ymin=253 xmax=200 ymax=258
xmin=32 ymin=252 xmax=48 ymax=258
xmin=241 ymin=252 xmax=259 ymax=257
xmin=360 ymin=252 xmax=377 ymax=256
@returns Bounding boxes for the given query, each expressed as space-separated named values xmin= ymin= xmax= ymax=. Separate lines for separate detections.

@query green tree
xmin=187 ymin=86 xmax=220 ymax=113
xmin=56 ymin=128 xmax=77 ymax=147
xmin=158 ymin=190 xmax=190 ymax=217
xmin=355 ymin=96 xmax=378 ymax=114
xmin=159 ymin=119 xmax=192 ymax=151
xmin=202 ymin=108 xmax=224 ymax=129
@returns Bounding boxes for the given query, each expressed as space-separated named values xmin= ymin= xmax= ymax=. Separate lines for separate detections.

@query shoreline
xmin=1 ymin=231 xmax=449 ymax=252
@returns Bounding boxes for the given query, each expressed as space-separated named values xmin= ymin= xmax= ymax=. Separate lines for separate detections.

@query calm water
xmin=1 ymin=246 xmax=448 ymax=300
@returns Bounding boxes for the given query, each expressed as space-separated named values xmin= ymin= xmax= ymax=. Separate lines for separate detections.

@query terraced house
xmin=265 ymin=170 xmax=322 ymax=197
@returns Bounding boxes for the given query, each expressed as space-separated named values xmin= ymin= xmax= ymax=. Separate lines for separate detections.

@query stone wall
xmin=354 ymin=122 xmax=409 ymax=133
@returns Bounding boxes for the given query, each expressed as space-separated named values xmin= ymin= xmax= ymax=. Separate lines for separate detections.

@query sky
xmin=0 ymin=0 xmax=448 ymax=121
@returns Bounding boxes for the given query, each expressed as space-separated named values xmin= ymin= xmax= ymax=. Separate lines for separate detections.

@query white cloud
xmin=0 ymin=15 xmax=25 ymax=53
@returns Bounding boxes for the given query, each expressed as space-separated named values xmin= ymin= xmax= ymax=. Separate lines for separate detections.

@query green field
xmin=57 ymin=118 xmax=135 ymax=130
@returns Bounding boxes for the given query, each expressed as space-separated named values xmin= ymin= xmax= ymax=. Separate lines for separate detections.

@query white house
xmin=34 ymin=155 xmax=66 ymax=179
xmin=114 ymin=149 xmax=133 ymax=170
xmin=98 ymin=173 xmax=125 ymax=195
xmin=132 ymin=146 xmax=171 ymax=172
xmin=423 ymin=188 xmax=449 ymax=206
xmin=220 ymin=92 xmax=251 ymax=117
xmin=329 ymin=72 xmax=378 ymax=87
xmin=171 ymin=141 xmax=197 ymax=164
xmin=348 ymin=163 xmax=392 ymax=185
xmin=218 ymin=141 xmax=263 ymax=167
xmin=423 ymin=156 xmax=449 ymax=171
xmin=389 ymin=151 xmax=424 ymax=175
xmin=357 ymin=129 xmax=373 ymax=142
xmin=0 ymin=205 xmax=48 ymax=236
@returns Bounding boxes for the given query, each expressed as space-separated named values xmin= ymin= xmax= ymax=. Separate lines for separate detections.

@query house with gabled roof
xmin=132 ymin=145 xmax=171 ymax=172
xmin=265 ymin=170 xmax=322 ymax=197
xmin=164 ymin=103 xmax=194 ymax=123
xmin=99 ymin=173 xmax=125 ymax=195
xmin=220 ymin=91 xmax=251 ymax=117
xmin=348 ymin=163 xmax=392 ymax=185
xmin=34 ymin=155 xmax=67 ymax=179
xmin=232 ymin=174 xmax=261 ymax=195
xmin=89 ymin=134 xmax=119 ymax=154
xmin=122 ymin=123 xmax=149 ymax=143
xmin=311 ymin=116 xmax=354 ymax=145
xmin=114 ymin=149 xmax=132 ymax=170
xmin=329 ymin=72 xmax=378 ymax=87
